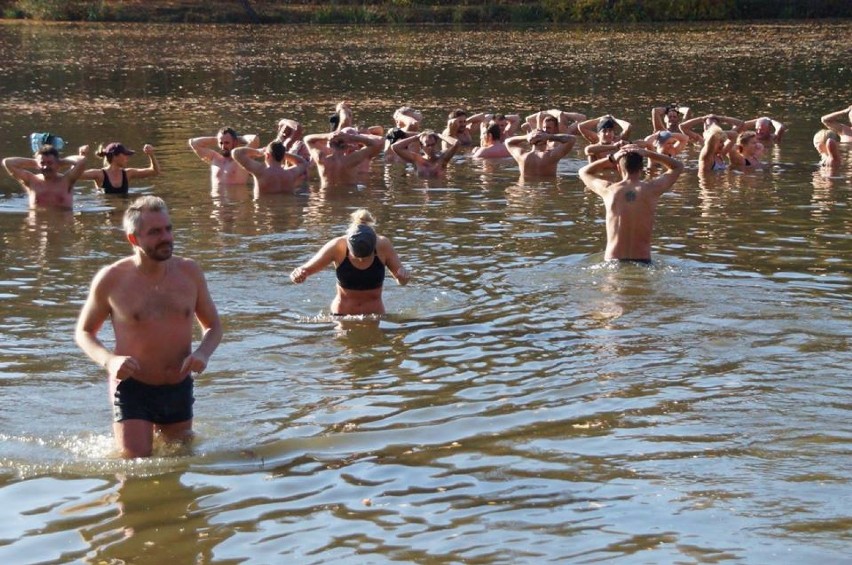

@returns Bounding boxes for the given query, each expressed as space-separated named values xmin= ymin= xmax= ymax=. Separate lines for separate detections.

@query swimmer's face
xmin=421 ymin=135 xmax=439 ymax=155
xmin=665 ymin=110 xmax=680 ymax=127
xmin=600 ymin=128 xmax=616 ymax=143
xmin=134 ymin=210 xmax=174 ymax=261
xmin=543 ymin=119 xmax=558 ymax=134
xmin=36 ymin=153 xmax=58 ymax=175
xmin=218 ymin=133 xmax=237 ymax=156
xmin=755 ymin=121 xmax=772 ymax=137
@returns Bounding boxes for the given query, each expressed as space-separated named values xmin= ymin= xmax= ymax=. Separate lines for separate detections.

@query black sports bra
xmin=336 ymin=250 xmax=385 ymax=291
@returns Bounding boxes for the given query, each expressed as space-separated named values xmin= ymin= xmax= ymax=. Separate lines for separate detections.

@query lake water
xmin=0 ymin=20 xmax=850 ymax=564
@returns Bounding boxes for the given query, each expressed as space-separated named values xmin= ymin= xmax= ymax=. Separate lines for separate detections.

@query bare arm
xmin=180 ymin=261 xmax=222 ymax=375
xmin=577 ymin=117 xmax=601 ymax=143
xmin=505 ymin=134 xmax=529 ymax=161
xmin=546 ymin=134 xmax=577 ymax=161
xmin=2 ymin=156 xmax=39 ymax=188
xmin=378 ymin=237 xmax=410 ymax=286
xmin=503 ymin=114 xmax=522 ymax=136
xmin=820 ymin=105 xmax=852 ymax=134
xmin=62 ymin=151 xmax=88 ymax=186
xmin=290 ymin=238 xmax=342 ymax=283
xmin=231 ymin=146 xmax=266 ymax=175
xmin=614 ymin=118 xmax=632 ymax=140
xmin=651 ymin=106 xmax=666 ymax=132
xmin=126 ymin=144 xmax=160 ymax=180
xmin=585 ymin=142 xmax=620 ymax=159
xmin=678 ymin=116 xmax=706 ymax=143
xmin=342 ymin=133 xmax=383 ymax=166
xmin=283 ymin=152 xmax=308 ymax=170
xmin=188 ymin=136 xmax=220 ymax=163
xmin=578 ymin=157 xmax=614 ymax=197
xmin=641 ymin=149 xmax=684 ymax=195
xmin=75 ymin=266 xmax=141 ymax=380
xmin=390 ymin=136 xmax=425 ymax=165
xmin=559 ymin=111 xmax=586 ymax=134
xmin=436 ymin=134 xmax=460 ymax=167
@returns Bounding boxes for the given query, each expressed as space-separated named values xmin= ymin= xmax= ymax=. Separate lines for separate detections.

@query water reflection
xmin=80 ymin=473 xmax=220 ymax=565
xmin=0 ymin=20 xmax=850 ymax=565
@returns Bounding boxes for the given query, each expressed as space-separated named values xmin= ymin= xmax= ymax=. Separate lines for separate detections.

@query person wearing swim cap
xmin=189 ymin=127 xmax=259 ymax=187
xmin=820 ymin=105 xmax=852 ymax=143
xmin=643 ymin=129 xmax=689 ymax=158
xmin=80 ymin=142 xmax=160 ymax=195
xmin=578 ymin=114 xmax=633 ymax=145
xmin=3 ymin=143 xmax=88 ymax=209
xmin=579 ymin=145 xmax=684 ymax=263
xmin=290 ymin=209 xmax=410 ymax=316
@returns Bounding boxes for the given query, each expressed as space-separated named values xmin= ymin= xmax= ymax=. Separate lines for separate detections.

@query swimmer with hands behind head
xmin=3 ymin=144 xmax=88 ymax=209
xmin=579 ymin=145 xmax=683 ymax=263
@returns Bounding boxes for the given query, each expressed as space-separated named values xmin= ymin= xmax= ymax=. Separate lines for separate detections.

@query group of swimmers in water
xmin=5 ymin=100 xmax=849 ymax=458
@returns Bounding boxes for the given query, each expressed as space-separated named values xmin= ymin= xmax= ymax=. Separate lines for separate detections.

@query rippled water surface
xmin=0 ymin=21 xmax=850 ymax=564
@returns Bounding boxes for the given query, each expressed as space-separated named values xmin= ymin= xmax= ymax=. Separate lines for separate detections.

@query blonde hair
xmin=703 ymin=125 xmax=725 ymax=149
xmin=736 ymin=131 xmax=757 ymax=149
xmin=813 ymin=129 xmax=839 ymax=146
xmin=349 ymin=208 xmax=375 ymax=229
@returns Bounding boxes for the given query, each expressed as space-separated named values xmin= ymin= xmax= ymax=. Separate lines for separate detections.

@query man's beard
xmin=221 ymin=149 xmax=231 ymax=158
xmin=143 ymin=242 xmax=173 ymax=261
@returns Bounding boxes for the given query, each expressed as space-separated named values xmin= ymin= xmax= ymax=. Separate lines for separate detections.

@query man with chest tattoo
xmin=75 ymin=196 xmax=223 ymax=458
xmin=578 ymin=145 xmax=683 ymax=263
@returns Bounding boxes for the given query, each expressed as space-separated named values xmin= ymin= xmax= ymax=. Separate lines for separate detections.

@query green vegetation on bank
xmin=3 ymin=0 xmax=851 ymax=24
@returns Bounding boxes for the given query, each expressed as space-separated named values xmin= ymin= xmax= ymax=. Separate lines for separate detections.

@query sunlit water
xmin=0 ymin=21 xmax=850 ymax=564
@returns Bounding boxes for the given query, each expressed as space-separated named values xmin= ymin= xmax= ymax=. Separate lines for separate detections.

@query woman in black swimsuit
xmin=80 ymin=142 xmax=160 ymax=194
xmin=290 ymin=209 xmax=410 ymax=315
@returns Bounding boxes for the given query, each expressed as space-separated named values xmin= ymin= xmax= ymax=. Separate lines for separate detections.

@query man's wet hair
xmin=621 ymin=151 xmax=644 ymax=173
xmin=486 ymin=123 xmax=502 ymax=141
xmin=35 ymin=145 xmax=60 ymax=159
xmin=218 ymin=127 xmax=239 ymax=140
xmin=268 ymin=141 xmax=286 ymax=162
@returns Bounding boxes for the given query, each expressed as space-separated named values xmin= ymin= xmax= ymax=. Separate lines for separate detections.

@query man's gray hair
xmin=123 ymin=195 xmax=169 ymax=235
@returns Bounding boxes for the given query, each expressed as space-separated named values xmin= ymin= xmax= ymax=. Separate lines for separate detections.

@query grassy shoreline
xmin=3 ymin=0 xmax=851 ymax=24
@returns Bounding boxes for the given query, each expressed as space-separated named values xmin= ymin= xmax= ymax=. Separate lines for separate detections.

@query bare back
xmin=598 ymin=179 xmax=662 ymax=261
xmin=255 ymin=163 xmax=306 ymax=194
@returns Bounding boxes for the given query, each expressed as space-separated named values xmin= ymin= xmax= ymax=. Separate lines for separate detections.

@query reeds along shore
xmin=4 ymin=0 xmax=852 ymax=24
